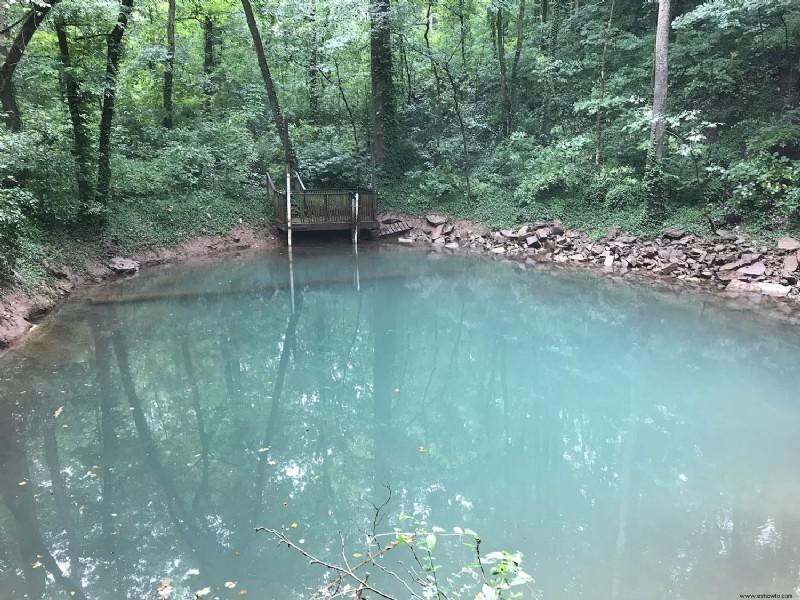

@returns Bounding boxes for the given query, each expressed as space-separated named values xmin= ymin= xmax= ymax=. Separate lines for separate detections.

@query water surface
xmin=1 ymin=245 xmax=800 ymax=599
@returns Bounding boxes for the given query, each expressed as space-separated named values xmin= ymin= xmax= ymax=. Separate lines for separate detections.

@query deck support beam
xmin=286 ymin=168 xmax=292 ymax=247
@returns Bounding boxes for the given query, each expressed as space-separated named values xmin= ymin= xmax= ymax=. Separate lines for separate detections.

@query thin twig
xmin=254 ymin=527 xmax=399 ymax=600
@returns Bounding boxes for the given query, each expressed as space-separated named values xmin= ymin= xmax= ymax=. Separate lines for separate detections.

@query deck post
xmin=354 ymin=192 xmax=360 ymax=245
xmin=286 ymin=167 xmax=292 ymax=247
xmin=288 ymin=246 xmax=296 ymax=315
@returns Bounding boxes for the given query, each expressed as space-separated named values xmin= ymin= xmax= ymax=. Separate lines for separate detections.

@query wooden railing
xmin=268 ymin=172 xmax=378 ymax=231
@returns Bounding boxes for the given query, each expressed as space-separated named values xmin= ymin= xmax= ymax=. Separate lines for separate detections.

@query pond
xmin=1 ymin=244 xmax=800 ymax=600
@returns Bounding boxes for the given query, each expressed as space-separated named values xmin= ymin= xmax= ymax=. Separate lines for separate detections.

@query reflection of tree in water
xmin=1 ymin=250 xmax=800 ymax=598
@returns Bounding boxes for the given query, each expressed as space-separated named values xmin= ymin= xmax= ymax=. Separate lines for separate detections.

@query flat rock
xmin=617 ymin=235 xmax=637 ymax=244
xmin=656 ymin=263 xmax=680 ymax=275
xmin=603 ymin=255 xmax=614 ymax=267
xmin=782 ymin=254 xmax=799 ymax=275
xmin=398 ymin=237 xmax=414 ymax=244
xmin=777 ymin=236 xmax=800 ymax=251
xmin=662 ymin=227 xmax=685 ymax=239
xmin=431 ymin=224 xmax=444 ymax=240
xmin=444 ymin=242 xmax=459 ymax=249
xmin=426 ymin=214 xmax=447 ymax=226
xmin=737 ymin=261 xmax=766 ymax=277
xmin=758 ymin=282 xmax=792 ymax=296
xmin=726 ymin=279 xmax=760 ymax=293
xmin=108 ymin=257 xmax=140 ymax=274
xmin=716 ymin=269 xmax=742 ymax=282
xmin=525 ymin=235 xmax=539 ymax=247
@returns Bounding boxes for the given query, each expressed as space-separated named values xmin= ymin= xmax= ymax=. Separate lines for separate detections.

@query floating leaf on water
xmin=453 ymin=527 xmax=464 ymax=535
xmin=224 ymin=581 xmax=236 ymax=589
xmin=185 ymin=568 xmax=200 ymax=576
xmin=298 ymin=539 xmax=305 ymax=544
xmin=157 ymin=579 xmax=174 ymax=599
xmin=18 ymin=481 xmax=27 ymax=486
xmin=352 ymin=553 xmax=362 ymax=558
xmin=257 ymin=448 xmax=269 ymax=453
xmin=431 ymin=526 xmax=445 ymax=533
xmin=418 ymin=446 xmax=427 ymax=453
xmin=267 ymin=459 xmax=277 ymax=466
xmin=54 ymin=406 xmax=64 ymax=417
xmin=290 ymin=523 xmax=297 ymax=528
xmin=194 ymin=587 xmax=211 ymax=597
xmin=238 ymin=591 xmax=247 ymax=596
xmin=32 ymin=561 xmax=42 ymax=569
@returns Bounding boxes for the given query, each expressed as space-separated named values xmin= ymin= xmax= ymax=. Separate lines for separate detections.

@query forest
xmin=0 ymin=0 xmax=799 ymax=286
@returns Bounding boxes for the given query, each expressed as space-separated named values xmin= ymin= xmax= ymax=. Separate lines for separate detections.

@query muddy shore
xmin=3 ymin=215 xmax=800 ymax=349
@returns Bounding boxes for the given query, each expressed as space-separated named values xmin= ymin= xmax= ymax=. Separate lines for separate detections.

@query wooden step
xmin=379 ymin=220 xmax=413 ymax=237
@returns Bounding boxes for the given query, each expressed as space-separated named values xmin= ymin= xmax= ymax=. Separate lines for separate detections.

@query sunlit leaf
xmin=54 ymin=406 xmax=64 ymax=417
xmin=194 ymin=587 xmax=211 ymax=597
xmin=185 ymin=568 xmax=200 ymax=576
xmin=224 ymin=581 xmax=237 ymax=588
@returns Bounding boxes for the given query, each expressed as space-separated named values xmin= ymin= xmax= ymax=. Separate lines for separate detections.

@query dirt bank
xmin=0 ymin=224 xmax=282 ymax=349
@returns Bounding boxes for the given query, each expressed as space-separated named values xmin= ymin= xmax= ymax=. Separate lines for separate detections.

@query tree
xmin=54 ymin=14 xmax=93 ymax=204
xmin=645 ymin=0 xmax=671 ymax=221
xmin=0 ymin=0 xmax=62 ymax=131
xmin=96 ymin=0 xmax=135 ymax=206
xmin=163 ymin=0 xmax=177 ymax=128
xmin=650 ymin=0 xmax=670 ymax=160
xmin=240 ymin=0 xmax=297 ymax=171
xmin=369 ymin=0 xmax=392 ymax=168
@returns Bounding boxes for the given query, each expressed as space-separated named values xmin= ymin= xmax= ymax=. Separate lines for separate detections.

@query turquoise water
xmin=1 ymin=245 xmax=800 ymax=600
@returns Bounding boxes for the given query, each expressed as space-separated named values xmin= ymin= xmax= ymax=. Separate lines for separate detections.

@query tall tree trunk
xmin=423 ymin=0 xmax=441 ymax=150
xmin=547 ymin=0 xmax=561 ymax=58
xmin=202 ymin=15 xmax=214 ymax=114
xmin=495 ymin=9 xmax=511 ymax=135
xmin=369 ymin=0 xmax=392 ymax=167
xmin=307 ymin=0 xmax=320 ymax=124
xmin=441 ymin=61 xmax=472 ymax=204
xmin=511 ymin=0 xmax=525 ymax=119
xmin=96 ymin=0 xmax=134 ymax=206
xmin=332 ymin=57 xmax=359 ymax=154
xmin=55 ymin=16 xmax=92 ymax=205
xmin=594 ymin=0 xmax=615 ymax=166
xmin=649 ymin=0 xmax=670 ymax=160
xmin=0 ymin=0 xmax=61 ymax=131
xmin=163 ymin=0 xmax=175 ymax=128
xmin=240 ymin=0 xmax=297 ymax=170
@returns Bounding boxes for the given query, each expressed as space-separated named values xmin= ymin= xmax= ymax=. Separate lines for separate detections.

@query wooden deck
xmin=269 ymin=173 xmax=379 ymax=233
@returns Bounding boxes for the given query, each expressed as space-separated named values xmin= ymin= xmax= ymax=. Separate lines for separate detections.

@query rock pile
xmin=406 ymin=215 xmax=800 ymax=300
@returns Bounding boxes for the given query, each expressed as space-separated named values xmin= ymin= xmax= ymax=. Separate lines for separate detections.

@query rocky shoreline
xmin=380 ymin=212 xmax=800 ymax=303
xmin=3 ymin=214 xmax=800 ymax=350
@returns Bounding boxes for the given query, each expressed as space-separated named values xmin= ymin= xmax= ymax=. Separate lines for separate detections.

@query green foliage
xmin=394 ymin=515 xmax=534 ymax=600
xmin=0 ymin=188 xmax=36 ymax=275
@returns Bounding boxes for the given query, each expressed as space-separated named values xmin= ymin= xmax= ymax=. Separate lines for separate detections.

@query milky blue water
xmin=1 ymin=245 xmax=800 ymax=600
